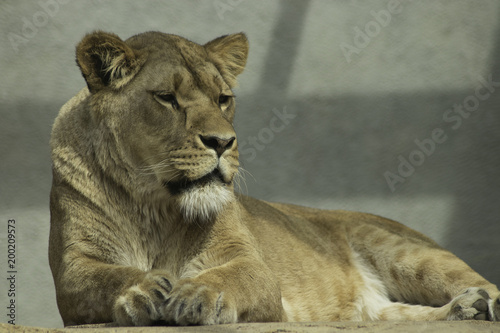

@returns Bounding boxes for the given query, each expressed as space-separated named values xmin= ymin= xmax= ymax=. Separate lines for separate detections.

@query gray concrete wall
xmin=0 ymin=0 xmax=499 ymax=328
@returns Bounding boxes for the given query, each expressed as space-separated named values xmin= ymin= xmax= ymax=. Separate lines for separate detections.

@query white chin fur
xmin=178 ymin=182 xmax=233 ymax=222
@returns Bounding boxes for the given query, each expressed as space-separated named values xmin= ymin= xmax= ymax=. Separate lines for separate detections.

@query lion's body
xmin=49 ymin=31 xmax=500 ymax=326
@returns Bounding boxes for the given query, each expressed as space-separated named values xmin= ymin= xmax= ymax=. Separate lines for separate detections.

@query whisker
xmin=141 ymin=151 xmax=173 ymax=163
xmin=140 ymin=159 xmax=174 ymax=170
xmin=161 ymin=171 xmax=182 ymax=186
xmin=238 ymin=167 xmax=255 ymax=182
xmin=137 ymin=157 xmax=177 ymax=175
xmin=235 ymin=167 xmax=252 ymax=195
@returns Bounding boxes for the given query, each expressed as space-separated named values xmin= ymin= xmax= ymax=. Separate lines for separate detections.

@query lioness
xmin=49 ymin=31 xmax=500 ymax=326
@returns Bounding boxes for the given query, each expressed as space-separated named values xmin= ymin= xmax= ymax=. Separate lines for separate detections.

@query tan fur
xmin=49 ymin=31 xmax=500 ymax=326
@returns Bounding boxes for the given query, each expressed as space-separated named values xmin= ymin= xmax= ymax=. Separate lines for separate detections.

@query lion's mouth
xmin=165 ymin=169 xmax=228 ymax=195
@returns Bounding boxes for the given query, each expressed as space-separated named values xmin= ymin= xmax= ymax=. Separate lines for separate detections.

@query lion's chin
xmin=164 ymin=169 xmax=235 ymax=222
xmin=177 ymin=182 xmax=234 ymax=222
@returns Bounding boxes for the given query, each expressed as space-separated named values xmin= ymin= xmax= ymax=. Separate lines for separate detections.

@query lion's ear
xmin=76 ymin=31 xmax=143 ymax=92
xmin=205 ymin=33 xmax=249 ymax=87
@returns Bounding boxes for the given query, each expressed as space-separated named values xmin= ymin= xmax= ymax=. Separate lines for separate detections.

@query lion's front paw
xmin=448 ymin=288 xmax=493 ymax=321
xmin=113 ymin=270 xmax=173 ymax=326
xmin=161 ymin=279 xmax=237 ymax=325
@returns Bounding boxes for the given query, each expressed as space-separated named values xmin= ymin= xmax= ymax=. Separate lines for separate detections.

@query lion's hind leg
xmin=352 ymin=250 xmax=498 ymax=321
xmin=351 ymin=249 xmax=446 ymax=321
xmin=347 ymin=213 xmax=500 ymax=321
xmin=377 ymin=287 xmax=500 ymax=321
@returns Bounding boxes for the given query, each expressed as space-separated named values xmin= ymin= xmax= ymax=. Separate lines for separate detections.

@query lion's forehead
xmin=126 ymin=33 xmax=230 ymax=96
xmin=127 ymin=31 xmax=203 ymax=53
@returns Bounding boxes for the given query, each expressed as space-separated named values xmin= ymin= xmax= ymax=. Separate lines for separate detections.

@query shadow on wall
xmin=444 ymin=11 xmax=500 ymax=285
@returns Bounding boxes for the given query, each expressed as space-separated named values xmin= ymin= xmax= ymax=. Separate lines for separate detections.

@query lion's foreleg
xmin=161 ymin=256 xmax=285 ymax=325
xmin=161 ymin=202 xmax=285 ymax=325
xmin=54 ymin=257 xmax=175 ymax=326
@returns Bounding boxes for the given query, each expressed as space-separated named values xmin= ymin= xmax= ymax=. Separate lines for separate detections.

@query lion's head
xmin=75 ymin=31 xmax=248 ymax=221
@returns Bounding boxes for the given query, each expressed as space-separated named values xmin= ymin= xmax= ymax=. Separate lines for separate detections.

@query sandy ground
xmin=3 ymin=321 xmax=500 ymax=333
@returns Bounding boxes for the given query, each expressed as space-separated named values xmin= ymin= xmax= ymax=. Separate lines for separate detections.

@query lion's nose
xmin=199 ymin=135 xmax=235 ymax=157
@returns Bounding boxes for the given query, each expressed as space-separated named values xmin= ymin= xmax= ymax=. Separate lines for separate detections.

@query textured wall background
xmin=0 ymin=0 xmax=499 ymax=328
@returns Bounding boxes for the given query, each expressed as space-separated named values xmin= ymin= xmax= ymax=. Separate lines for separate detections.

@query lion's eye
xmin=155 ymin=93 xmax=179 ymax=109
xmin=218 ymin=94 xmax=231 ymax=106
